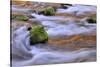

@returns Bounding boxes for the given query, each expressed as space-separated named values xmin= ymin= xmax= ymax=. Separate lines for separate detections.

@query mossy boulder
xmin=86 ymin=17 xmax=96 ymax=23
xmin=11 ymin=14 xmax=29 ymax=21
xmin=29 ymin=25 xmax=48 ymax=45
xmin=38 ymin=7 xmax=56 ymax=16
xmin=43 ymin=7 xmax=55 ymax=16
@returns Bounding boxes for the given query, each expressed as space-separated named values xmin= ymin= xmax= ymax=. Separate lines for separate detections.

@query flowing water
xmin=11 ymin=5 xmax=96 ymax=67
xmin=56 ymin=4 xmax=96 ymax=16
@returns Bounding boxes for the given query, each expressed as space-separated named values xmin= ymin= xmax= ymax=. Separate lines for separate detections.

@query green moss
xmin=44 ymin=7 xmax=55 ymax=16
xmin=86 ymin=17 xmax=96 ymax=23
xmin=11 ymin=14 xmax=29 ymax=21
xmin=30 ymin=25 xmax=48 ymax=45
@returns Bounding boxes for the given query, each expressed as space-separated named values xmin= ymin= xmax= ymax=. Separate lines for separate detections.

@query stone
xmin=11 ymin=14 xmax=29 ymax=21
xmin=60 ymin=4 xmax=72 ymax=9
xmin=37 ymin=7 xmax=56 ymax=16
xmin=30 ymin=25 xmax=48 ymax=45
xmin=28 ymin=19 xmax=41 ymax=25
xmin=86 ymin=17 xmax=96 ymax=23
xmin=43 ymin=7 xmax=55 ymax=16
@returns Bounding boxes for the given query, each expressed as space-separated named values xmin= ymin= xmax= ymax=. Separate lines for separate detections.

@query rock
xmin=86 ymin=17 xmax=96 ymax=23
xmin=43 ymin=7 xmax=55 ymax=16
xmin=11 ymin=20 xmax=32 ymax=31
xmin=30 ymin=25 xmax=48 ymax=45
xmin=48 ymin=35 xmax=96 ymax=50
xmin=28 ymin=18 xmax=41 ymax=25
xmin=27 ymin=27 xmax=32 ymax=31
xmin=16 ymin=15 xmax=29 ymax=21
xmin=60 ymin=4 xmax=72 ymax=9
xmin=38 ymin=7 xmax=56 ymax=16
xmin=12 ymin=1 xmax=34 ymax=8
xmin=12 ymin=14 xmax=29 ymax=21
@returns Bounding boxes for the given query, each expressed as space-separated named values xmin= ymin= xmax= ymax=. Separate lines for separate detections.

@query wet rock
xmin=48 ymin=35 xmax=96 ymax=50
xmin=27 ymin=27 xmax=32 ymax=31
xmin=30 ymin=25 xmax=48 ymax=45
xmin=28 ymin=19 xmax=41 ymax=25
xmin=11 ymin=20 xmax=31 ymax=31
xmin=12 ymin=1 xmax=34 ymax=8
xmin=38 ymin=7 xmax=56 ymax=16
xmin=11 ymin=14 xmax=29 ymax=21
xmin=15 ymin=15 xmax=29 ymax=21
xmin=86 ymin=17 xmax=96 ymax=23
xmin=60 ymin=4 xmax=72 ymax=9
xmin=44 ymin=7 xmax=56 ymax=16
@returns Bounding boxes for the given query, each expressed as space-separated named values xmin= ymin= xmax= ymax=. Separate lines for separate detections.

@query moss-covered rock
xmin=38 ymin=7 xmax=56 ymax=16
xmin=43 ymin=7 xmax=55 ymax=16
xmin=86 ymin=17 xmax=96 ymax=23
xmin=11 ymin=14 xmax=29 ymax=21
xmin=29 ymin=25 xmax=48 ymax=45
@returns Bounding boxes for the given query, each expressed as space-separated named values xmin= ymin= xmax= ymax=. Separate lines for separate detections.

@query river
xmin=11 ymin=4 xmax=96 ymax=66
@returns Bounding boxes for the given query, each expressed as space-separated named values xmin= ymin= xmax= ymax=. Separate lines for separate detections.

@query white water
xmin=12 ymin=26 xmax=96 ymax=66
xmin=31 ymin=13 xmax=96 ymax=38
xmin=57 ymin=5 xmax=96 ymax=16
xmin=31 ymin=13 xmax=68 ymax=21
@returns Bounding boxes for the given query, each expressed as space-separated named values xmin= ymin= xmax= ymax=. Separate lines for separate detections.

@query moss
xmin=30 ymin=25 xmax=48 ymax=45
xmin=44 ymin=7 xmax=55 ymax=16
xmin=11 ymin=14 xmax=29 ymax=21
xmin=86 ymin=17 xmax=96 ymax=23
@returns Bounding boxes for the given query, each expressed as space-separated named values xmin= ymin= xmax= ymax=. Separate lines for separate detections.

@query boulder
xmin=37 ymin=7 xmax=56 ymax=16
xmin=44 ymin=7 xmax=56 ymax=16
xmin=29 ymin=25 xmax=48 ymax=45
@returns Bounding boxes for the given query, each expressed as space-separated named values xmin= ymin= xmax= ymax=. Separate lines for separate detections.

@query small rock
xmin=11 ymin=14 xmax=29 ymax=21
xmin=86 ymin=17 xmax=96 ymax=23
xmin=60 ymin=4 xmax=72 ymax=9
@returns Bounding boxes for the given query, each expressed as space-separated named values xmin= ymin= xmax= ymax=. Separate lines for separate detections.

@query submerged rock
xmin=30 ymin=25 xmax=48 ymax=45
